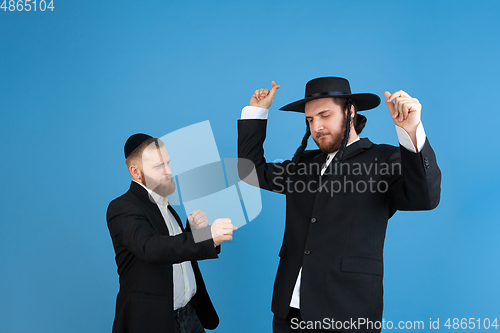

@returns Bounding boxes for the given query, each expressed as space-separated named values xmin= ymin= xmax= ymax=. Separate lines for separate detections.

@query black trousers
xmin=173 ymin=302 xmax=205 ymax=333
xmin=273 ymin=308 xmax=341 ymax=333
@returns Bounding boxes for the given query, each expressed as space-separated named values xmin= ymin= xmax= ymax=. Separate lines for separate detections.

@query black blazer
xmin=238 ymin=119 xmax=441 ymax=332
xmin=107 ymin=181 xmax=220 ymax=333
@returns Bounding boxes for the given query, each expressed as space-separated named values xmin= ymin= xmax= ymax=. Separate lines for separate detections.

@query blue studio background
xmin=1 ymin=1 xmax=499 ymax=332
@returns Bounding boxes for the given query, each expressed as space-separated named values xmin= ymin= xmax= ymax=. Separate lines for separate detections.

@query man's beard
xmin=312 ymin=113 xmax=347 ymax=154
xmin=151 ymin=178 xmax=176 ymax=197
xmin=141 ymin=171 xmax=176 ymax=197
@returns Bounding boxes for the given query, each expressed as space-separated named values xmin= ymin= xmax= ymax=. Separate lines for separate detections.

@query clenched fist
xmin=187 ymin=209 xmax=209 ymax=230
xmin=210 ymin=218 xmax=238 ymax=246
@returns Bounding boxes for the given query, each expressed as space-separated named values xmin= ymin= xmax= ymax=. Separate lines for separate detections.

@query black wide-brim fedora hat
xmin=279 ymin=77 xmax=381 ymax=112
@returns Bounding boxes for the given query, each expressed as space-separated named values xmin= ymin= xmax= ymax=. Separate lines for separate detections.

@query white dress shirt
xmin=133 ymin=181 xmax=197 ymax=310
xmin=241 ymin=105 xmax=427 ymax=309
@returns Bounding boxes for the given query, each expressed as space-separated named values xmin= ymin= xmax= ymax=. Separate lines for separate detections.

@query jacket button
xmin=304 ymin=250 xmax=311 ymax=255
xmin=424 ymin=157 xmax=430 ymax=169
xmin=311 ymin=218 xmax=316 ymax=223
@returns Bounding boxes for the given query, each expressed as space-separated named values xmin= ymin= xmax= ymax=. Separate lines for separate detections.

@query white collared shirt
xmin=134 ymin=181 xmax=197 ymax=310
xmin=241 ymin=105 xmax=427 ymax=309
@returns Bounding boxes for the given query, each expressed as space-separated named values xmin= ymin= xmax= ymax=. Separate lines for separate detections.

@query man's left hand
xmin=188 ymin=209 xmax=209 ymax=230
xmin=384 ymin=90 xmax=421 ymax=135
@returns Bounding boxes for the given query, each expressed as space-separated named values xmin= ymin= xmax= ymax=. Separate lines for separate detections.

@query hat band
xmin=307 ymin=91 xmax=350 ymax=98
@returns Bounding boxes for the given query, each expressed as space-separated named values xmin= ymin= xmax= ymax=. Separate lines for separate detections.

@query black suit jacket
xmin=238 ymin=119 xmax=441 ymax=332
xmin=107 ymin=181 xmax=220 ymax=333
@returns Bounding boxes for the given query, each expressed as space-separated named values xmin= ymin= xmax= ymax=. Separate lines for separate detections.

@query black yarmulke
xmin=124 ymin=133 xmax=153 ymax=159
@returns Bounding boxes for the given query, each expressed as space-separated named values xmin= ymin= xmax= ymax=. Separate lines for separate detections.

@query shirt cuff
xmin=395 ymin=122 xmax=426 ymax=153
xmin=241 ymin=106 xmax=269 ymax=119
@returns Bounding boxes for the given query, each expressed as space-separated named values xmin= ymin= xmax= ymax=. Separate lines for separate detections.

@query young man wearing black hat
xmin=107 ymin=134 xmax=237 ymax=333
xmin=237 ymin=78 xmax=441 ymax=332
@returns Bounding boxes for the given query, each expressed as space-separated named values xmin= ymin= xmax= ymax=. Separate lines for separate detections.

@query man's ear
xmin=349 ymin=104 xmax=356 ymax=119
xmin=129 ymin=164 xmax=141 ymax=181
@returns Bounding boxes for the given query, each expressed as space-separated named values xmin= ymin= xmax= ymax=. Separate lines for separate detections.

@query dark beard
xmin=313 ymin=113 xmax=347 ymax=154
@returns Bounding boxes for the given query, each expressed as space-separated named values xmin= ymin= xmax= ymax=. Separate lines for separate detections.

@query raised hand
xmin=210 ymin=218 xmax=238 ymax=246
xmin=385 ymin=90 xmax=421 ymax=132
xmin=187 ymin=209 xmax=209 ymax=230
xmin=249 ymin=81 xmax=281 ymax=109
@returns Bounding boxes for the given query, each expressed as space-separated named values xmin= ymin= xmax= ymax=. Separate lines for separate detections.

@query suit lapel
xmin=312 ymin=151 xmax=328 ymax=176
xmin=323 ymin=138 xmax=373 ymax=176
xmin=129 ymin=181 xmax=169 ymax=234
xmin=342 ymin=138 xmax=373 ymax=160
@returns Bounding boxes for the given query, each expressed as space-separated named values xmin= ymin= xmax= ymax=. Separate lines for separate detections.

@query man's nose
xmin=313 ymin=119 xmax=324 ymax=132
xmin=162 ymin=164 xmax=172 ymax=175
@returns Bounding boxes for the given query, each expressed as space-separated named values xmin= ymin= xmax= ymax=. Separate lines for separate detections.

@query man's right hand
xmin=210 ymin=218 xmax=238 ymax=246
xmin=249 ymin=81 xmax=281 ymax=109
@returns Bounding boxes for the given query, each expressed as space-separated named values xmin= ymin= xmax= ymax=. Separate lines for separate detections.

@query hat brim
xmin=279 ymin=93 xmax=381 ymax=112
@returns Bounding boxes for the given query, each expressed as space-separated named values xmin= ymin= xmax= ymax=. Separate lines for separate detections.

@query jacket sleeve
xmin=237 ymin=119 xmax=289 ymax=194
xmin=387 ymin=138 xmax=442 ymax=212
xmin=107 ymin=199 xmax=219 ymax=265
